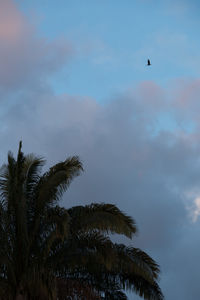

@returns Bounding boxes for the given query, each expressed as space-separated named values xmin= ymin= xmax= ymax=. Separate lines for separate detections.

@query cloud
xmin=190 ymin=197 xmax=200 ymax=222
xmin=0 ymin=0 xmax=72 ymax=92
xmin=183 ymin=189 xmax=200 ymax=222
xmin=0 ymin=0 xmax=25 ymax=42
xmin=1 ymin=70 xmax=200 ymax=299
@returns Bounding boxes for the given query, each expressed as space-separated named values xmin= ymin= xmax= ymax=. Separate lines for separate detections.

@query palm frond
xmin=103 ymin=289 xmax=128 ymax=300
xmin=68 ymin=203 xmax=137 ymax=239
xmin=23 ymin=154 xmax=46 ymax=201
xmin=57 ymin=232 xmax=115 ymax=272
xmin=40 ymin=207 xmax=70 ymax=258
xmin=54 ymin=236 xmax=163 ymax=300
xmin=113 ymin=244 xmax=160 ymax=282
xmin=0 ymin=151 xmax=16 ymax=209
xmin=120 ymin=274 xmax=164 ymax=300
xmin=30 ymin=156 xmax=83 ymax=249
xmin=35 ymin=156 xmax=83 ymax=209
xmin=130 ymin=248 xmax=160 ymax=279
xmin=56 ymin=278 xmax=101 ymax=300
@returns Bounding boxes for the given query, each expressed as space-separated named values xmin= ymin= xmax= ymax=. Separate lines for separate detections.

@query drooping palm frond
xmin=63 ymin=269 xmax=163 ymax=300
xmin=51 ymin=231 xmax=115 ymax=274
xmin=113 ymin=244 xmax=160 ymax=282
xmin=50 ymin=228 xmax=163 ymax=300
xmin=49 ymin=228 xmax=163 ymax=299
xmin=119 ymin=274 xmax=164 ymax=300
xmin=68 ymin=203 xmax=137 ymax=238
xmin=129 ymin=248 xmax=160 ymax=280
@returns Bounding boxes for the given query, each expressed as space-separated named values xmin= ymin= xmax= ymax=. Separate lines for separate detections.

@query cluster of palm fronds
xmin=0 ymin=142 xmax=164 ymax=300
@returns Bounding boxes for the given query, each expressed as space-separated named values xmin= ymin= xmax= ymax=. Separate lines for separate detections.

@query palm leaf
xmin=35 ymin=156 xmax=83 ymax=209
xmin=30 ymin=156 xmax=83 ymax=246
xmin=113 ymin=244 xmax=160 ymax=282
xmin=23 ymin=154 xmax=46 ymax=201
xmin=40 ymin=207 xmax=70 ymax=258
xmin=68 ymin=203 xmax=137 ymax=239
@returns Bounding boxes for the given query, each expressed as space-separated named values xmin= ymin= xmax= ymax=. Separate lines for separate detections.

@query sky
xmin=1 ymin=0 xmax=200 ymax=299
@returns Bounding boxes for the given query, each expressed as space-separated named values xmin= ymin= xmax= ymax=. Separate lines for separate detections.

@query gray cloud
xmin=1 ymin=82 xmax=200 ymax=299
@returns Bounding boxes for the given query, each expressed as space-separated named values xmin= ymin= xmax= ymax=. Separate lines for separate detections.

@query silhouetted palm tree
xmin=0 ymin=142 xmax=163 ymax=300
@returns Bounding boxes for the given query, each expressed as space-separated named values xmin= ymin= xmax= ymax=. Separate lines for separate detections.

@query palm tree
xmin=0 ymin=142 xmax=164 ymax=300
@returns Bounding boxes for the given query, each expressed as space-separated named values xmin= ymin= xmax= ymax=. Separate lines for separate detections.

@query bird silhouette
xmin=147 ymin=59 xmax=151 ymax=66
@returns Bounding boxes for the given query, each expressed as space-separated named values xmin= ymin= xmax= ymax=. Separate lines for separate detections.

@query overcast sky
xmin=1 ymin=0 xmax=200 ymax=299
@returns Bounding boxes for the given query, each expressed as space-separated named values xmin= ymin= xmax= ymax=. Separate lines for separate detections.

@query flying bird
xmin=147 ymin=59 xmax=151 ymax=66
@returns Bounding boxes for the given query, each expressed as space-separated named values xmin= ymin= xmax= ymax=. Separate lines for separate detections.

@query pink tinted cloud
xmin=0 ymin=0 xmax=26 ymax=42
xmin=0 ymin=0 xmax=73 ymax=90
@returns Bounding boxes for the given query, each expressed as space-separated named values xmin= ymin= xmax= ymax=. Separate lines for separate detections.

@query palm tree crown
xmin=0 ymin=142 xmax=164 ymax=300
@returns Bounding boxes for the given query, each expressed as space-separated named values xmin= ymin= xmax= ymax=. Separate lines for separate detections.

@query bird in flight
xmin=147 ymin=59 xmax=151 ymax=66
